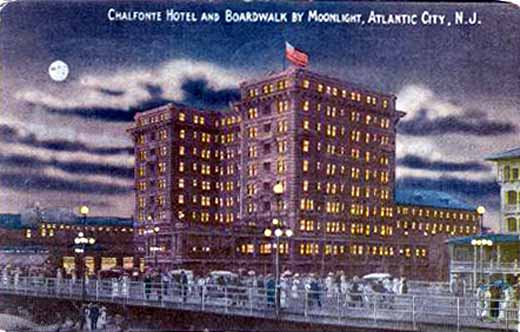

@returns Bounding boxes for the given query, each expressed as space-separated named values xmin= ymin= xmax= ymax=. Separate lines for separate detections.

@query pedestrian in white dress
xmin=98 ymin=306 xmax=107 ymax=330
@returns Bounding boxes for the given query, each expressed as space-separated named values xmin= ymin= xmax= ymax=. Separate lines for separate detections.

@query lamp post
xmin=144 ymin=223 xmax=160 ymax=269
xmin=264 ymin=218 xmax=293 ymax=317
xmin=477 ymin=206 xmax=486 ymax=235
xmin=74 ymin=231 xmax=96 ymax=301
xmin=471 ymin=238 xmax=493 ymax=287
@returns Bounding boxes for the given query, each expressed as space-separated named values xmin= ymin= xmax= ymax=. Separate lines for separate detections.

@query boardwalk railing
xmin=0 ymin=276 xmax=518 ymax=331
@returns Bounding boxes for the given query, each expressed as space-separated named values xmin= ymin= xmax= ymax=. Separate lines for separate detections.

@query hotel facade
xmin=128 ymin=67 xmax=480 ymax=280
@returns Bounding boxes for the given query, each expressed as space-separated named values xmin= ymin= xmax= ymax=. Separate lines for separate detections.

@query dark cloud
xmin=396 ymin=176 xmax=499 ymax=200
xmin=398 ymin=109 xmax=516 ymax=136
xmin=0 ymin=154 xmax=133 ymax=179
xmin=41 ymin=105 xmax=138 ymax=122
xmin=397 ymin=155 xmax=491 ymax=172
xmin=0 ymin=124 xmax=132 ymax=155
xmin=0 ymin=171 xmax=132 ymax=195
xmin=181 ymin=78 xmax=240 ymax=109
xmin=97 ymin=88 xmax=125 ymax=97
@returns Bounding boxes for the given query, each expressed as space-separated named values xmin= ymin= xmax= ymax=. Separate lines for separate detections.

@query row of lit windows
xmin=27 ymin=224 xmax=132 ymax=239
xmin=396 ymin=206 xmax=477 ymax=221
xmin=302 ymin=181 xmax=390 ymax=201
xmin=301 ymin=102 xmax=391 ymax=128
xmin=301 ymin=79 xmax=390 ymax=110
xmin=217 ymin=115 xmax=241 ymax=128
xmin=138 ymin=145 xmax=238 ymax=162
xmin=234 ymin=241 xmax=424 ymax=258
xmin=138 ymin=194 xmax=166 ymax=207
xmin=349 ymin=129 xmax=391 ymax=145
xmin=247 ymin=80 xmax=289 ymax=98
xmin=176 ymin=210 xmax=237 ymax=224
xmin=350 ymin=204 xmax=394 ymax=218
xmin=397 ymin=220 xmax=477 ymax=235
xmin=302 ymin=160 xmax=390 ymax=184
xmin=137 ymin=111 xmax=171 ymax=127
xmin=137 ymin=210 xmax=167 ymax=222
xmin=246 ymin=200 xmax=287 ymax=214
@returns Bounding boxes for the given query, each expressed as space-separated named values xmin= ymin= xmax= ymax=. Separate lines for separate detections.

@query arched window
xmin=507 ymin=191 xmax=517 ymax=205
xmin=504 ymin=166 xmax=511 ymax=181
xmin=507 ymin=218 xmax=517 ymax=232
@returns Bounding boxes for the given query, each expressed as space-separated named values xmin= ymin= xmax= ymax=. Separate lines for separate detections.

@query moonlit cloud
xmin=15 ymin=59 xmax=248 ymax=116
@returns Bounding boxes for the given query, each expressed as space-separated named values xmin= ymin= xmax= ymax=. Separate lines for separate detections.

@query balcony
xmin=503 ymin=204 xmax=520 ymax=214
xmin=451 ymin=260 xmax=520 ymax=274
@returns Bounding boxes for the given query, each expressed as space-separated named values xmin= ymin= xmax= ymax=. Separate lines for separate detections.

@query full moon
xmin=48 ymin=60 xmax=69 ymax=82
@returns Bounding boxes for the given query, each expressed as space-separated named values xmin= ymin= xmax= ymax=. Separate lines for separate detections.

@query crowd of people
xmin=3 ymin=264 xmax=520 ymax=324
xmin=79 ymin=303 xmax=107 ymax=331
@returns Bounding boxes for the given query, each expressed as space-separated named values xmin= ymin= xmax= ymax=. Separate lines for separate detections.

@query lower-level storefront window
xmin=101 ymin=257 xmax=117 ymax=270
xmin=63 ymin=256 xmax=75 ymax=274
xmin=123 ymin=257 xmax=134 ymax=270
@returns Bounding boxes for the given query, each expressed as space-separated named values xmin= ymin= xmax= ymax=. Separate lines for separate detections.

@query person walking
xmin=399 ymin=277 xmax=408 ymax=295
xmin=98 ymin=306 xmax=107 ymax=330
xmin=79 ymin=304 xmax=88 ymax=331
xmin=180 ymin=270 xmax=188 ymax=303
xmin=144 ymin=273 xmax=152 ymax=300
xmin=89 ymin=304 xmax=100 ymax=331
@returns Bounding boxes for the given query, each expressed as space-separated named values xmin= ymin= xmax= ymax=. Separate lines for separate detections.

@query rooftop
xmin=0 ymin=214 xmax=133 ymax=230
xmin=240 ymin=67 xmax=396 ymax=99
xmin=447 ymin=233 xmax=520 ymax=245
xmin=395 ymin=189 xmax=476 ymax=211
xmin=485 ymin=147 xmax=520 ymax=161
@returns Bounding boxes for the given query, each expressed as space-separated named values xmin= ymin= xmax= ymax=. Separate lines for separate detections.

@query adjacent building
xmin=129 ymin=67 xmax=480 ymax=280
xmin=0 ymin=211 xmax=135 ymax=275
xmin=449 ymin=147 xmax=520 ymax=287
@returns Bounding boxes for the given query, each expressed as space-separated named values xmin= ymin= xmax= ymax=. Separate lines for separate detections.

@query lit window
xmin=302 ymin=160 xmax=309 ymax=172
xmin=302 ymin=80 xmax=310 ymax=89
xmin=303 ymin=100 xmax=310 ymax=111
xmin=302 ymin=140 xmax=310 ymax=152
xmin=178 ymin=112 xmax=185 ymax=121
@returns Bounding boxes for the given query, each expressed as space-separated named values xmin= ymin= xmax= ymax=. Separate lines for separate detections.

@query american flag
xmin=285 ymin=42 xmax=309 ymax=67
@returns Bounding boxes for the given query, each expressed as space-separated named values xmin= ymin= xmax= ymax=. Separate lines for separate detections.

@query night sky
xmin=1 ymin=1 xmax=518 ymax=229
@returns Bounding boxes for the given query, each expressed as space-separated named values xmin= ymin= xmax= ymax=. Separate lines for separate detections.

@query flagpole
xmin=283 ymin=41 xmax=286 ymax=71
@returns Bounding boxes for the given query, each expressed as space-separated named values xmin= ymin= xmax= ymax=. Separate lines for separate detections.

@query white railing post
xmin=224 ymin=287 xmax=228 ymax=313
xmin=249 ymin=287 xmax=253 ymax=315
xmin=517 ymin=301 xmax=520 ymax=332
xmin=96 ymin=280 xmax=99 ymax=300
xmin=201 ymin=285 xmax=206 ymax=310
xmin=337 ymin=291 xmax=341 ymax=322
xmin=412 ymin=295 xmax=416 ymax=330
xmin=304 ymin=288 xmax=308 ymax=317
xmin=373 ymin=295 xmax=377 ymax=323
xmin=456 ymin=297 xmax=460 ymax=332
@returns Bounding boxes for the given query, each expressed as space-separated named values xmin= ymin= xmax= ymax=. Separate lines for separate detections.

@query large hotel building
xmin=128 ymin=67 xmax=480 ymax=280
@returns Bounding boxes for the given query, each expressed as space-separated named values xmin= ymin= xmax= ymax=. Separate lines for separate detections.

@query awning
xmin=447 ymin=233 xmax=520 ymax=245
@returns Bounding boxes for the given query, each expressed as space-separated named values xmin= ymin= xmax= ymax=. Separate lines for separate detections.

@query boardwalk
xmin=0 ymin=277 xmax=517 ymax=331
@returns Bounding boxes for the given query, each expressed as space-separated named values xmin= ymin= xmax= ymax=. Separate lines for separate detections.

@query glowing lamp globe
xmin=79 ymin=206 xmax=89 ymax=216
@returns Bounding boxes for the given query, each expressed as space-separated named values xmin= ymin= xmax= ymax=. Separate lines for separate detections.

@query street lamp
xmin=74 ymin=230 xmax=96 ymax=302
xmin=471 ymin=237 xmax=493 ymax=288
xmin=264 ymin=218 xmax=293 ymax=317
xmin=477 ymin=206 xmax=486 ymax=235
xmin=144 ymin=224 xmax=160 ymax=268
